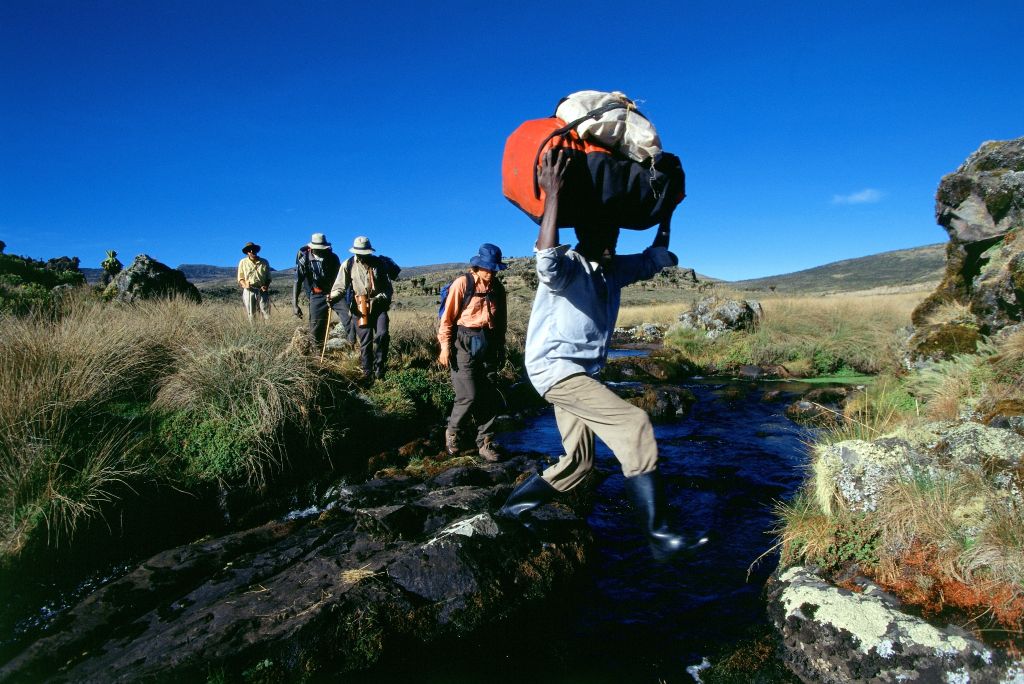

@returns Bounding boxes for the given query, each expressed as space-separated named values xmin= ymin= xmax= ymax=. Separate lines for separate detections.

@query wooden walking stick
xmin=320 ymin=306 xmax=333 ymax=363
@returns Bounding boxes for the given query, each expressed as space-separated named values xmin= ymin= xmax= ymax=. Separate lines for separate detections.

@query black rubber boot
xmin=624 ymin=471 xmax=707 ymax=560
xmin=496 ymin=473 xmax=557 ymax=520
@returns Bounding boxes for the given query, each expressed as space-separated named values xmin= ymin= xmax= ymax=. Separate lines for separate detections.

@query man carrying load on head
xmin=238 ymin=241 xmax=271 ymax=322
xmin=497 ymin=150 xmax=706 ymax=560
xmin=330 ymin=236 xmax=400 ymax=383
xmin=438 ymin=244 xmax=508 ymax=462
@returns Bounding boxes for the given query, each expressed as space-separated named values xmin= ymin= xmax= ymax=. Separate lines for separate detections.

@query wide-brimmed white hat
xmin=349 ymin=236 xmax=376 ymax=255
xmin=308 ymin=233 xmax=332 ymax=250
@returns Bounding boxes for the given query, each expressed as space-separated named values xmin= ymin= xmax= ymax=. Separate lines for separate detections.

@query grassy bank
xmin=0 ymin=291 xmax=531 ymax=569
xmin=775 ymin=327 xmax=1024 ymax=638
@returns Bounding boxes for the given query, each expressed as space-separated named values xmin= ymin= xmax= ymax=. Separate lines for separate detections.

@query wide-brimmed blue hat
xmin=470 ymin=243 xmax=507 ymax=271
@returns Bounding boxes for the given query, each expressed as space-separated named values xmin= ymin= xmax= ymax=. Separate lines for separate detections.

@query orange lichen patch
xmin=870 ymin=542 xmax=1024 ymax=638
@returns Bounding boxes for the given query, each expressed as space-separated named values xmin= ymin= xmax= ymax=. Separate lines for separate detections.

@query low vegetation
xmin=775 ymin=326 xmax=1024 ymax=638
xmin=0 ymin=288 xmax=530 ymax=569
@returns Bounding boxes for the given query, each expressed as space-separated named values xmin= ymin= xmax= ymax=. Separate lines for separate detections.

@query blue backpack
xmin=438 ymin=273 xmax=475 ymax=320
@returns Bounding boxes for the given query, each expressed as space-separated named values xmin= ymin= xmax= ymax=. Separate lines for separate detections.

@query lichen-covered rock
xmin=814 ymin=437 xmax=925 ymax=513
xmin=768 ymin=566 xmax=1024 ymax=683
xmin=107 ymin=254 xmax=201 ymax=303
xmin=0 ymin=457 xmax=591 ymax=682
xmin=911 ymin=138 xmax=1024 ymax=357
xmin=814 ymin=422 xmax=1024 ymax=514
xmin=612 ymin=323 xmax=664 ymax=343
xmin=677 ymin=297 xmax=763 ymax=339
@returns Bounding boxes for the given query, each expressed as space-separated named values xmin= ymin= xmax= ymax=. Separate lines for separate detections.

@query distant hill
xmin=81 ymin=243 xmax=948 ymax=296
xmin=727 ymin=243 xmax=946 ymax=293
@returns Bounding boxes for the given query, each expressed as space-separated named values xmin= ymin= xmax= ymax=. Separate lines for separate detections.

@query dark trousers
xmin=447 ymin=331 xmax=498 ymax=445
xmin=356 ymin=311 xmax=390 ymax=378
xmin=308 ymin=293 xmax=350 ymax=348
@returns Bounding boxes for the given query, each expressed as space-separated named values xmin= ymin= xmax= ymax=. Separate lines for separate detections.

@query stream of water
xmin=363 ymin=377 xmax=819 ymax=683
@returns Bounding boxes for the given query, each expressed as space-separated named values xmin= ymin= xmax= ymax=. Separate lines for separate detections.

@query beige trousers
xmin=540 ymin=373 xmax=659 ymax=492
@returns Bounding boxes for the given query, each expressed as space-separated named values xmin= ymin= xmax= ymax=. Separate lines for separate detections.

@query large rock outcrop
xmin=0 ymin=457 xmax=590 ymax=681
xmin=911 ymin=138 xmax=1024 ymax=359
xmin=769 ymin=566 xmax=1024 ymax=683
xmin=107 ymin=254 xmax=201 ymax=304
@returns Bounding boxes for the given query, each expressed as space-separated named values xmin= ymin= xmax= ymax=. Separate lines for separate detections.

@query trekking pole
xmin=320 ymin=307 xmax=333 ymax=363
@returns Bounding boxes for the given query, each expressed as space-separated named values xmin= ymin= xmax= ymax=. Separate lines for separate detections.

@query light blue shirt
xmin=525 ymin=244 xmax=679 ymax=396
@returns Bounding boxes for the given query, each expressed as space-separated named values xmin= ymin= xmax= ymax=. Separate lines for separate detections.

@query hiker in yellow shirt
xmin=237 ymin=241 xmax=271 ymax=321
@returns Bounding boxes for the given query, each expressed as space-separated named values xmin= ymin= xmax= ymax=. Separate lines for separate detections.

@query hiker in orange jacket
xmin=438 ymin=244 xmax=508 ymax=462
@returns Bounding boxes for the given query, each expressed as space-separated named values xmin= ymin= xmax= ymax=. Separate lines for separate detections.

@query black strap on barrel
xmin=531 ymin=101 xmax=631 ymax=199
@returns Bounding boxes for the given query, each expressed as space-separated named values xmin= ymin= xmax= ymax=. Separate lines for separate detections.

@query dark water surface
xmin=363 ymin=378 xmax=817 ymax=684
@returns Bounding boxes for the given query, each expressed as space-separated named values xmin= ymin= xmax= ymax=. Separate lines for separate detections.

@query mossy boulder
xmin=907 ymin=322 xmax=981 ymax=361
xmin=912 ymin=138 xmax=1024 ymax=358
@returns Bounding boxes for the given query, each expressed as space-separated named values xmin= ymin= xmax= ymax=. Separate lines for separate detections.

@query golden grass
xmin=663 ymin=290 xmax=926 ymax=375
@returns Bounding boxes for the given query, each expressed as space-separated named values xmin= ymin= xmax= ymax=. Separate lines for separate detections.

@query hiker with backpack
xmin=497 ymin=149 xmax=706 ymax=560
xmin=238 ymin=241 xmax=271 ymax=322
xmin=329 ymin=236 xmax=400 ymax=382
xmin=437 ymin=244 xmax=508 ymax=462
xmin=292 ymin=233 xmax=352 ymax=347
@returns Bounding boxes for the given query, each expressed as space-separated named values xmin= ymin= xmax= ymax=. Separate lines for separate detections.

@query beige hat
xmin=307 ymin=233 xmax=332 ymax=250
xmin=349 ymin=236 xmax=376 ymax=255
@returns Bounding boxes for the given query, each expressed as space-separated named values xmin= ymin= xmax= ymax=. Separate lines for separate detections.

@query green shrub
xmin=367 ymin=368 xmax=454 ymax=419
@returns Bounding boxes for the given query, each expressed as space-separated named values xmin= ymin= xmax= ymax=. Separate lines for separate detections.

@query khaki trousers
xmin=541 ymin=374 xmax=658 ymax=492
xmin=242 ymin=288 xmax=270 ymax=321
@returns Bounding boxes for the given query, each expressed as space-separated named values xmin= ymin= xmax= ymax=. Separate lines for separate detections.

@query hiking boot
xmin=477 ymin=437 xmax=502 ymax=463
xmin=445 ymin=428 xmax=459 ymax=456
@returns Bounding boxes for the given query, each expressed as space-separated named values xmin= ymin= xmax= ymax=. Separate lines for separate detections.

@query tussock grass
xmin=905 ymin=347 xmax=996 ymax=420
xmin=154 ymin=327 xmax=320 ymax=485
xmin=815 ymin=375 xmax=919 ymax=445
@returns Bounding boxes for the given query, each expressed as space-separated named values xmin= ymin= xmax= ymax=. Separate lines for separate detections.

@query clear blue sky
xmin=2 ymin=1 xmax=1021 ymax=280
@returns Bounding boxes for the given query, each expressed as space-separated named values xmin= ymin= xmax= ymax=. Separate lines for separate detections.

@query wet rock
xmin=0 ymin=460 xmax=592 ymax=681
xmin=762 ymin=389 xmax=785 ymax=402
xmin=619 ymin=385 xmax=696 ymax=422
xmin=107 ymin=254 xmax=202 ymax=304
xmin=804 ymin=386 xmax=850 ymax=404
xmin=785 ymin=400 xmax=840 ymax=428
xmin=677 ymin=297 xmax=764 ymax=339
xmin=768 ymin=565 xmax=1024 ymax=683
xmin=602 ymin=355 xmax=697 ymax=383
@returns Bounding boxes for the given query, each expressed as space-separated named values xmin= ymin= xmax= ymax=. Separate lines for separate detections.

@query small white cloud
xmin=832 ymin=188 xmax=884 ymax=205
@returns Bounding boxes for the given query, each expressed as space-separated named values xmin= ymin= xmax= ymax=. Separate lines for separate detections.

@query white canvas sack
xmin=555 ymin=90 xmax=662 ymax=163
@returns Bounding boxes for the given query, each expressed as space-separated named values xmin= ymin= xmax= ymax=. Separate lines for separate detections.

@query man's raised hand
xmin=538 ymin=148 xmax=571 ymax=196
